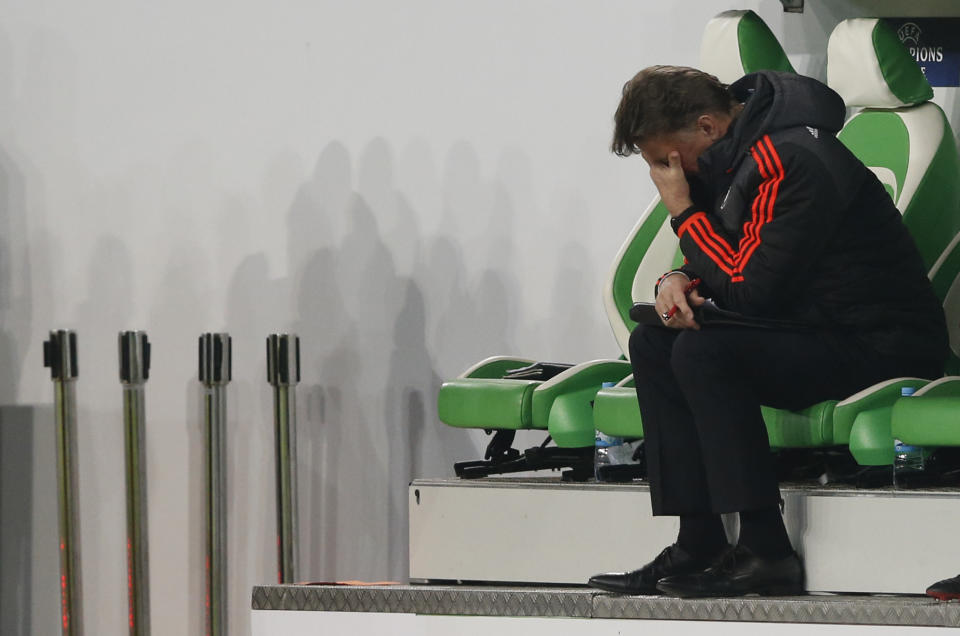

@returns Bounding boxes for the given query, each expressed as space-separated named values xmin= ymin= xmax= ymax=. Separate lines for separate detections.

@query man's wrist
xmin=670 ymin=205 xmax=699 ymax=235
xmin=666 ymin=197 xmax=694 ymax=218
xmin=654 ymin=270 xmax=690 ymax=297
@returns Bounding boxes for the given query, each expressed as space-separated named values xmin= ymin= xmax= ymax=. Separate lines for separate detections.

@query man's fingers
xmin=668 ymin=151 xmax=682 ymax=170
xmin=659 ymin=288 xmax=704 ymax=330
xmin=673 ymin=293 xmax=693 ymax=322
xmin=656 ymin=279 xmax=704 ymax=329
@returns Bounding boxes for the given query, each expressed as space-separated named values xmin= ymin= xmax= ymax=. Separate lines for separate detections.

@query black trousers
xmin=630 ymin=324 xmax=940 ymax=515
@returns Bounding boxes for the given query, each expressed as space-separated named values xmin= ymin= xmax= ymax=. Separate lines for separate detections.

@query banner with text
xmin=885 ymin=18 xmax=960 ymax=87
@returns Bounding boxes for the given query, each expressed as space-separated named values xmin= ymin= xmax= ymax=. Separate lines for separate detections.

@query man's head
xmin=612 ymin=65 xmax=738 ymax=174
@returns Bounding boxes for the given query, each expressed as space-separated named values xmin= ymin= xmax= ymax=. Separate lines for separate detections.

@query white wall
xmin=0 ymin=1 xmax=958 ymax=635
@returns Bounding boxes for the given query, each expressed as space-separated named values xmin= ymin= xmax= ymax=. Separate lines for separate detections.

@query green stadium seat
xmin=798 ymin=18 xmax=960 ymax=468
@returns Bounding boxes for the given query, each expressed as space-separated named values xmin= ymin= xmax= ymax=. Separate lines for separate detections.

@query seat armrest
xmin=892 ymin=376 xmax=960 ymax=444
xmin=533 ymin=360 xmax=633 ymax=406
xmin=459 ymin=356 xmax=538 ymax=379
xmin=530 ymin=360 xmax=633 ymax=447
xmin=909 ymin=376 xmax=960 ymax=398
xmin=832 ymin=378 xmax=930 ymax=445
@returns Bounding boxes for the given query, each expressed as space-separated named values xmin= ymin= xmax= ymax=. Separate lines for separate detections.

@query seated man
xmin=588 ymin=66 xmax=947 ymax=598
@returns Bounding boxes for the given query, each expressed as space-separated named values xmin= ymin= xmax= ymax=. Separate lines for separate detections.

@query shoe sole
xmin=657 ymin=583 xmax=804 ymax=599
xmin=587 ymin=581 xmax=661 ymax=596
xmin=927 ymin=591 xmax=960 ymax=602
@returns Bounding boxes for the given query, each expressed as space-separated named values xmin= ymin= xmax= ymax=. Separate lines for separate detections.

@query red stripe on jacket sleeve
xmin=737 ymin=137 xmax=784 ymax=268
xmin=678 ymin=213 xmax=736 ymax=265
xmin=678 ymin=135 xmax=784 ymax=283
xmin=682 ymin=216 xmax=738 ymax=276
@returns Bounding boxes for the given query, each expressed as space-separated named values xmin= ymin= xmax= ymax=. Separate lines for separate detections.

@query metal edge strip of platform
xmin=251 ymin=585 xmax=594 ymax=617
xmin=410 ymin=478 xmax=960 ymax=499
xmin=251 ymin=585 xmax=960 ymax=627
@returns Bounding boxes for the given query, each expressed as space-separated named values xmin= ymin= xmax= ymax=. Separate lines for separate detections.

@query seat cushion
xmin=593 ymin=386 xmax=643 ymax=439
xmin=761 ymin=401 xmax=837 ymax=449
xmin=596 ymin=394 xmax=837 ymax=449
xmin=437 ymin=378 xmax=541 ymax=430
xmin=892 ymin=397 xmax=960 ymax=447
xmin=893 ymin=377 xmax=960 ymax=446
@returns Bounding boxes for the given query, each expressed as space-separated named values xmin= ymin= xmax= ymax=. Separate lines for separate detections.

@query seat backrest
xmin=828 ymin=18 xmax=960 ymax=371
xmin=603 ymin=9 xmax=793 ymax=356
xmin=699 ymin=9 xmax=795 ymax=81
xmin=929 ymin=234 xmax=960 ymax=373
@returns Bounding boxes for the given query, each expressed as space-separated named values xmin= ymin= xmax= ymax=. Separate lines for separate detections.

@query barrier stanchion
xmin=266 ymin=334 xmax=300 ymax=584
xmin=199 ymin=333 xmax=231 ymax=636
xmin=119 ymin=331 xmax=151 ymax=635
xmin=43 ymin=329 xmax=83 ymax=636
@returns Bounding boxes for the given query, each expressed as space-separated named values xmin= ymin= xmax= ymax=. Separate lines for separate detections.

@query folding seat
xmin=889 ymin=239 xmax=960 ymax=458
xmin=438 ymin=10 xmax=793 ymax=479
xmin=810 ymin=18 xmax=960 ymax=467
xmin=864 ymin=248 xmax=960 ymax=467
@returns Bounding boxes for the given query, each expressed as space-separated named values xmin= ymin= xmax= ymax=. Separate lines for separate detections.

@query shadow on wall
xmin=75 ymin=235 xmax=134 ymax=338
xmin=430 ymin=141 xmax=519 ymax=370
xmin=0 ymin=33 xmax=64 ymax=615
xmin=293 ymin=139 xmax=404 ymax=583
xmin=0 ymin=144 xmax=36 ymax=404
xmin=288 ymin=140 xmax=352 ymax=583
xmin=546 ymin=192 xmax=603 ymax=362
xmin=286 ymin=136 xmax=529 ymax=584
xmin=147 ymin=244 xmax=213 ymax=636
xmin=0 ymin=36 xmax=48 ymax=627
xmin=223 ymin=250 xmax=277 ymax=620
xmin=0 ymin=131 xmax=584 ymax=623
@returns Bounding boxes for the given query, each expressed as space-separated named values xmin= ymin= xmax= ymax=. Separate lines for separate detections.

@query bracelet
xmin=655 ymin=270 xmax=690 ymax=297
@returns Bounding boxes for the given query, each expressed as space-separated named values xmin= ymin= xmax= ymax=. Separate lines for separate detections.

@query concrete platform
xmin=409 ymin=478 xmax=960 ymax=594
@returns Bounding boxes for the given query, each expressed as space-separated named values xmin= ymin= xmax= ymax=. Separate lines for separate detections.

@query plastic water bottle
xmin=595 ymin=382 xmax=632 ymax=480
xmin=893 ymin=386 xmax=926 ymax=487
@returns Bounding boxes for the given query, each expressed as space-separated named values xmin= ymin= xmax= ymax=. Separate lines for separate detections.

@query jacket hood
xmin=698 ymin=71 xmax=846 ymax=176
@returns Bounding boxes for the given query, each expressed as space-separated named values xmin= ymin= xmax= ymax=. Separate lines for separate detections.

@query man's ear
xmin=697 ymin=114 xmax=720 ymax=140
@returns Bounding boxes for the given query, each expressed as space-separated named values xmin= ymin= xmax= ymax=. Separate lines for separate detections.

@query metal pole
xmin=119 ymin=331 xmax=151 ymax=636
xmin=43 ymin=330 xmax=83 ymax=636
xmin=266 ymin=334 xmax=300 ymax=584
xmin=199 ymin=333 xmax=230 ymax=636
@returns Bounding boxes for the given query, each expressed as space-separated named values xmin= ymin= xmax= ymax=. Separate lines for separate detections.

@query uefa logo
xmin=897 ymin=22 xmax=922 ymax=46
xmin=895 ymin=21 xmax=944 ymax=64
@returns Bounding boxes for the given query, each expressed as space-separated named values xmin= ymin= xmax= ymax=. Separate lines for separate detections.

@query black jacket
xmin=668 ymin=71 xmax=947 ymax=364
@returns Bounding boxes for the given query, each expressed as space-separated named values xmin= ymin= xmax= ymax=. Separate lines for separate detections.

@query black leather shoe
xmin=927 ymin=573 xmax=960 ymax=601
xmin=655 ymin=544 xmax=804 ymax=599
xmin=587 ymin=543 xmax=727 ymax=595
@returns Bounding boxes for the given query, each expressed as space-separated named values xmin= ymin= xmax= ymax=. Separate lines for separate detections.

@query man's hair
xmin=612 ymin=65 xmax=735 ymax=157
